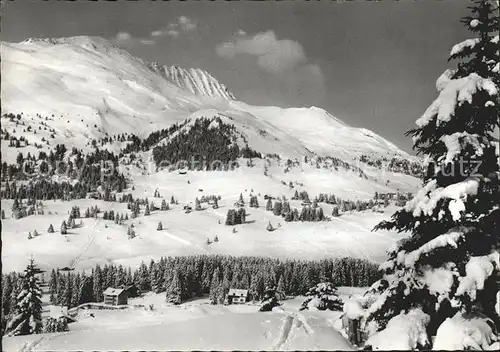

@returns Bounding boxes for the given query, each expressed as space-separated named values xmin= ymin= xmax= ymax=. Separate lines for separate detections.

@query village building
xmin=226 ymin=289 xmax=249 ymax=304
xmin=120 ymin=284 xmax=139 ymax=298
xmin=103 ymin=287 xmax=128 ymax=306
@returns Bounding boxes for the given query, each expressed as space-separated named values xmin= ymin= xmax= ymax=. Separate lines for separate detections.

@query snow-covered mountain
xmin=1 ymin=36 xmax=415 ymax=162
xmin=1 ymin=36 xmax=423 ymax=274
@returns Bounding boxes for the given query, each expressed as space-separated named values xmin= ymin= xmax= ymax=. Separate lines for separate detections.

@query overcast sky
xmin=1 ymin=0 xmax=471 ymax=153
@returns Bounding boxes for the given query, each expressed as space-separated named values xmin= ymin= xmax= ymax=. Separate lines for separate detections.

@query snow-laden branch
xmin=416 ymin=73 xmax=498 ymax=128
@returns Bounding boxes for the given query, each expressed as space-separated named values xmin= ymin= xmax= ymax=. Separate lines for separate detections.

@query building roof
xmin=103 ymin=287 xmax=125 ymax=296
xmin=228 ymin=288 xmax=249 ymax=297
xmin=49 ymin=305 xmax=76 ymax=322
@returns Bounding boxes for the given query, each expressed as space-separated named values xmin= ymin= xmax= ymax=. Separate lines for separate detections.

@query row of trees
xmin=2 ymin=255 xmax=380 ymax=326
xmin=265 ymin=198 xmax=326 ymax=222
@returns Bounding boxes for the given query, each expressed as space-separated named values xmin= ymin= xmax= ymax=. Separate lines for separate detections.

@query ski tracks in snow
xmin=272 ymin=312 xmax=314 ymax=351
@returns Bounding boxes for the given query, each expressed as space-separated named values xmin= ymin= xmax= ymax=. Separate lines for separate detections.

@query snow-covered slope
xmin=1 ymin=36 xmax=414 ymax=162
xmin=2 ymin=296 xmax=354 ymax=351
xmin=0 ymin=36 xmax=423 ymax=275
xmin=149 ymin=62 xmax=236 ymax=100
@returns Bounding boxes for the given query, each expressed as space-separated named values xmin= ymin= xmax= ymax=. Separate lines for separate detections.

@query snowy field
xmin=2 ymin=288 xmax=366 ymax=351
xmin=2 ymin=193 xmax=409 ymax=274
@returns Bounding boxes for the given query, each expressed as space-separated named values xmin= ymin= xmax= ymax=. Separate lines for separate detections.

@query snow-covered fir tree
xmin=60 ymin=221 xmax=67 ymax=235
xmin=265 ymin=198 xmax=273 ymax=211
xmin=127 ymin=225 xmax=136 ymax=239
xmin=157 ymin=221 xmax=163 ymax=231
xmin=259 ymin=286 xmax=282 ymax=312
xmin=5 ymin=258 xmax=43 ymax=336
xmin=299 ymin=282 xmax=343 ymax=311
xmin=165 ymin=269 xmax=183 ymax=305
xmin=364 ymin=1 xmax=500 ymax=348
xmin=161 ymin=199 xmax=168 ymax=211
xmin=209 ymin=267 xmax=224 ymax=304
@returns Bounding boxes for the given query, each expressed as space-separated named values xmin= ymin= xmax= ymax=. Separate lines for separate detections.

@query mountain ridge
xmin=1 ymin=35 xmax=415 ymax=163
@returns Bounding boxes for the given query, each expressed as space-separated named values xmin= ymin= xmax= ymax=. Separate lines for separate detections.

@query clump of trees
xmin=152 ymin=117 xmax=261 ymax=170
xmin=225 ymin=208 xmax=246 ymax=225
xmin=1 ymin=255 xmax=380 ymax=319
xmin=259 ymin=286 xmax=282 ymax=312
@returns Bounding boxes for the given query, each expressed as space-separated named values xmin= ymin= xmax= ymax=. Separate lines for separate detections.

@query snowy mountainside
xmin=0 ymin=36 xmax=424 ymax=277
xmin=1 ymin=36 xmax=417 ymax=163
xmin=149 ymin=62 xmax=236 ymax=100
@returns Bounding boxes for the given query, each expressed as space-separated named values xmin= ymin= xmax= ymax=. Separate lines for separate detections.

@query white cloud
xmin=115 ymin=31 xmax=132 ymax=42
xmin=150 ymin=16 xmax=197 ymax=39
xmin=178 ymin=16 xmax=197 ymax=31
xmin=112 ymin=32 xmax=156 ymax=47
xmin=216 ymin=30 xmax=307 ymax=73
xmin=140 ymin=39 xmax=156 ymax=45
xmin=167 ymin=29 xmax=180 ymax=38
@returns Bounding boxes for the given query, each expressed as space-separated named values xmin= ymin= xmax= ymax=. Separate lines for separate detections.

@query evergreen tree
xmin=5 ymin=258 xmax=43 ymax=336
xmin=281 ymin=201 xmax=291 ymax=216
xmin=299 ymin=282 xmax=343 ymax=311
xmin=161 ymin=199 xmax=168 ymax=211
xmin=209 ymin=267 xmax=223 ymax=305
xmin=60 ymin=221 xmax=67 ymax=235
xmin=157 ymin=221 xmax=163 ymax=231
xmin=195 ymin=198 xmax=202 ymax=211
xmin=78 ymin=274 xmax=93 ymax=305
xmin=272 ymin=201 xmax=282 ymax=216
xmin=12 ymin=199 xmax=23 ymax=220
xmin=266 ymin=198 xmax=273 ymax=211
xmin=127 ymin=226 xmax=136 ymax=239
xmin=1 ymin=209 xmax=5 ymax=219
xmin=259 ymin=286 xmax=281 ymax=312
xmin=170 ymin=196 xmax=175 ymax=204
xmin=144 ymin=202 xmax=150 ymax=216
xmin=225 ymin=209 xmax=237 ymax=226
xmin=238 ymin=193 xmax=245 ymax=205
xmin=47 ymin=224 xmax=54 ymax=233
xmin=2 ymin=275 xmax=14 ymax=319
xmin=165 ymin=270 xmax=183 ymax=305
xmin=315 ymin=207 xmax=325 ymax=221
xmin=366 ymin=2 xmax=500 ymax=342
xmin=93 ymin=266 xmax=103 ymax=302
xmin=332 ymin=206 xmax=340 ymax=217
xmin=237 ymin=208 xmax=246 ymax=224
xmin=49 ymin=269 xmax=57 ymax=304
